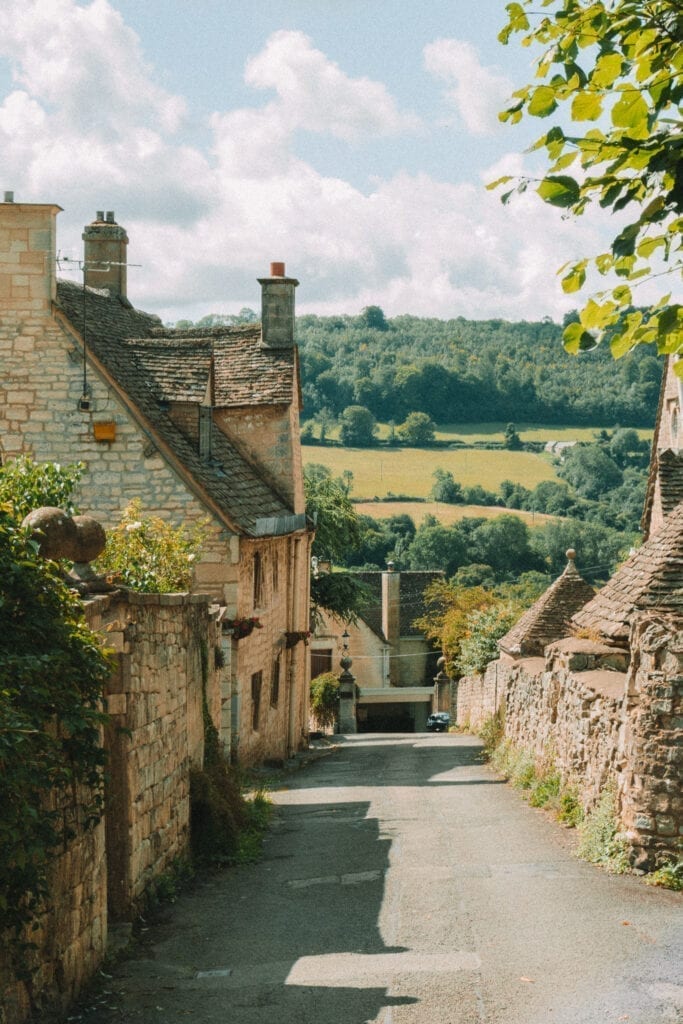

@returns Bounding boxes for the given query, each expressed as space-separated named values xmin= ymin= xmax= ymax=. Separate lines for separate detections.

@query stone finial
xmin=22 ymin=508 xmax=111 ymax=592
xmin=22 ymin=507 xmax=78 ymax=560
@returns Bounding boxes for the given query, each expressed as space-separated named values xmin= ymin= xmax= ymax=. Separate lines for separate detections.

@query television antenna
xmin=57 ymin=253 xmax=141 ymax=411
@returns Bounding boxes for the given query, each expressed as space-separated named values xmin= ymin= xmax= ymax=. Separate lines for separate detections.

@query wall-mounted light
xmin=342 ymin=630 xmax=350 ymax=652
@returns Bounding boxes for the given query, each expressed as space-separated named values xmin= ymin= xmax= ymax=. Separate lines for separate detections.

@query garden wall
xmin=0 ymin=590 xmax=223 ymax=1024
xmin=454 ymin=613 xmax=682 ymax=868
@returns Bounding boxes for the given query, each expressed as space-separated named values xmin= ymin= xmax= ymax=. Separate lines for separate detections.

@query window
xmin=253 ymin=552 xmax=263 ymax=608
xmin=272 ymin=552 xmax=279 ymax=593
xmin=311 ymin=648 xmax=333 ymax=680
xmin=251 ymin=671 xmax=263 ymax=731
xmin=270 ymin=655 xmax=281 ymax=707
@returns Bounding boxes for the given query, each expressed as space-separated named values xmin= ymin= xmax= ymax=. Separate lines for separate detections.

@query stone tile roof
xmin=132 ymin=325 xmax=295 ymax=407
xmin=655 ymin=450 xmax=683 ymax=518
xmin=55 ymin=280 xmax=296 ymax=535
xmin=572 ymin=502 xmax=683 ymax=643
xmin=354 ymin=571 xmax=444 ymax=641
xmin=498 ymin=554 xmax=595 ymax=657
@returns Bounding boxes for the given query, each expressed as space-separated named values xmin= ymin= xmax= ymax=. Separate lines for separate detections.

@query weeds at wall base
xmin=478 ymin=714 xmax=637 ymax=875
xmin=644 ymin=860 xmax=683 ymax=891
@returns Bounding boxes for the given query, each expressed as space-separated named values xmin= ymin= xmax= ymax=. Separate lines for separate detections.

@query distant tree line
xmin=296 ymin=308 xmax=662 ymax=428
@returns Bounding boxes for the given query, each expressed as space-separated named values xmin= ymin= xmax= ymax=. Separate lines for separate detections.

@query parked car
xmin=426 ymin=712 xmax=451 ymax=732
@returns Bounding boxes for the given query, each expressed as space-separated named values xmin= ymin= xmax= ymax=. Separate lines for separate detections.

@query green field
xmin=304 ymin=445 xmax=559 ymax=500
xmin=311 ymin=421 xmax=653 ymax=444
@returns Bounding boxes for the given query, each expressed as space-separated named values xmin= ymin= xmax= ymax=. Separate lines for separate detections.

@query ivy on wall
xmin=0 ymin=478 xmax=111 ymax=942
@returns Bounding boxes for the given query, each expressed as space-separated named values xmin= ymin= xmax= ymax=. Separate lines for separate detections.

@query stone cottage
xmin=311 ymin=566 xmax=443 ymax=732
xmin=0 ymin=196 xmax=313 ymax=765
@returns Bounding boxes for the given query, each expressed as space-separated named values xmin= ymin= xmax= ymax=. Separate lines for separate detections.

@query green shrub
xmin=479 ymin=708 xmax=505 ymax=755
xmin=0 ymin=508 xmax=111 ymax=939
xmin=644 ymin=861 xmax=683 ymax=891
xmin=529 ymin=771 xmax=561 ymax=807
xmin=556 ymin=788 xmax=584 ymax=827
xmin=189 ymin=760 xmax=248 ymax=866
xmin=577 ymin=784 xmax=630 ymax=873
xmin=0 ymin=455 xmax=83 ymax=522
xmin=95 ymin=499 xmax=206 ymax=592
xmin=310 ymin=671 xmax=340 ymax=730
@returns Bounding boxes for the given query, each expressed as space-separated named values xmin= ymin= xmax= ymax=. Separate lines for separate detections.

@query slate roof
xmin=571 ymin=502 xmax=683 ymax=643
xmin=653 ymin=449 xmax=683 ymax=519
xmin=353 ymin=571 xmax=444 ymax=641
xmin=55 ymin=280 xmax=298 ymax=535
xmin=498 ymin=555 xmax=595 ymax=657
xmin=130 ymin=325 xmax=295 ymax=407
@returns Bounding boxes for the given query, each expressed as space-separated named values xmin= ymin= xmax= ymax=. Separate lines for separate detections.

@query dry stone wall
xmin=455 ymin=617 xmax=682 ymax=867
xmin=0 ymin=590 xmax=223 ymax=1024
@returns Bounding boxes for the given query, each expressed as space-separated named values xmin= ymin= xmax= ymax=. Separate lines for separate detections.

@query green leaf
xmin=563 ymin=322 xmax=599 ymax=354
xmin=537 ymin=175 xmax=580 ymax=208
xmin=580 ymin=298 xmax=617 ymax=330
xmin=561 ymin=262 xmax=586 ymax=293
xmin=571 ymin=92 xmax=603 ymax=121
xmin=592 ymin=53 xmax=624 ymax=89
xmin=611 ymin=89 xmax=649 ymax=133
xmin=528 ymin=86 xmax=558 ymax=117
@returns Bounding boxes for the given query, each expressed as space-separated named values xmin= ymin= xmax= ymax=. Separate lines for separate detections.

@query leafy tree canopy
xmin=304 ymin=465 xmax=363 ymax=563
xmin=493 ymin=0 xmax=683 ymax=360
xmin=397 ymin=411 xmax=437 ymax=446
xmin=338 ymin=405 xmax=379 ymax=447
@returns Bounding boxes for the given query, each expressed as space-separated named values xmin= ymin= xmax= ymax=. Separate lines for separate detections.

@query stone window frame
xmin=251 ymin=670 xmax=263 ymax=731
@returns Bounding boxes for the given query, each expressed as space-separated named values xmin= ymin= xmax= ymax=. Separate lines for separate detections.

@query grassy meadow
xmin=352 ymin=501 xmax=556 ymax=527
xmin=316 ymin=421 xmax=653 ymax=444
xmin=303 ymin=445 xmax=558 ymax=500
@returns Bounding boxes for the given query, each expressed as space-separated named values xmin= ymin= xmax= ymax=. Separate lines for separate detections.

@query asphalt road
xmin=80 ymin=734 xmax=682 ymax=1024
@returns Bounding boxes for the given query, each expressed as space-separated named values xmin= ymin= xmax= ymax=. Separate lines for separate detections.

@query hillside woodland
xmin=295 ymin=308 xmax=662 ymax=427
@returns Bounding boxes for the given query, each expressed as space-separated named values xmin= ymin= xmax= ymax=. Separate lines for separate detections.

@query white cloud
xmin=424 ymin=37 xmax=512 ymax=135
xmin=0 ymin=3 xmax=614 ymax=325
xmin=244 ymin=30 xmax=421 ymax=142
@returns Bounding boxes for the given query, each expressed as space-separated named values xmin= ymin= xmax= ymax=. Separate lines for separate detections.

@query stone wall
xmin=619 ymin=615 xmax=683 ymax=868
xmin=232 ymin=534 xmax=311 ymax=766
xmin=454 ymin=617 xmax=682 ymax=867
xmin=0 ymin=589 xmax=223 ymax=1024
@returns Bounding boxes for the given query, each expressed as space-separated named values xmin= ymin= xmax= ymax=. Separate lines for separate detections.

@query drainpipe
xmin=286 ymin=536 xmax=302 ymax=756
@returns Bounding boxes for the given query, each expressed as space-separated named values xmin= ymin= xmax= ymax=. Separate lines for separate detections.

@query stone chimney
xmin=0 ymin=196 xmax=62 ymax=313
xmin=82 ymin=211 xmax=128 ymax=299
xmin=258 ymin=262 xmax=299 ymax=348
xmin=382 ymin=562 xmax=401 ymax=685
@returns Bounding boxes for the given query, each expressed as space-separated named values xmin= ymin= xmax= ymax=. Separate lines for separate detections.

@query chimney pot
xmin=105 ymin=211 xmax=115 ymax=223
xmin=270 ymin=261 xmax=286 ymax=277
xmin=96 ymin=210 xmax=104 ymax=221
xmin=3 ymin=191 xmax=14 ymax=203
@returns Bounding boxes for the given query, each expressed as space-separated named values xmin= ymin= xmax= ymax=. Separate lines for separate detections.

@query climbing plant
xmin=0 ymin=509 xmax=111 ymax=938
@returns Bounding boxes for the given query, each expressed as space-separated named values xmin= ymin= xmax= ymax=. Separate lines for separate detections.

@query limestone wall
xmin=619 ymin=616 xmax=683 ymax=868
xmin=0 ymin=590 xmax=223 ymax=1023
xmin=232 ymin=534 xmax=311 ymax=765
xmin=0 ymin=812 xmax=106 ymax=1024
xmin=455 ymin=618 xmax=682 ymax=867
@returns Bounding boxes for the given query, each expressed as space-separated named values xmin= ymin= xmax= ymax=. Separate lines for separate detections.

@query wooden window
xmin=311 ymin=648 xmax=333 ymax=680
xmin=253 ymin=552 xmax=263 ymax=608
xmin=251 ymin=671 xmax=263 ymax=731
xmin=272 ymin=552 xmax=279 ymax=593
xmin=270 ymin=655 xmax=281 ymax=707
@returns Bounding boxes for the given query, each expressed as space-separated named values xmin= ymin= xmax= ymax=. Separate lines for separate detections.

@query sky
xmin=0 ymin=0 xmax=618 ymax=324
